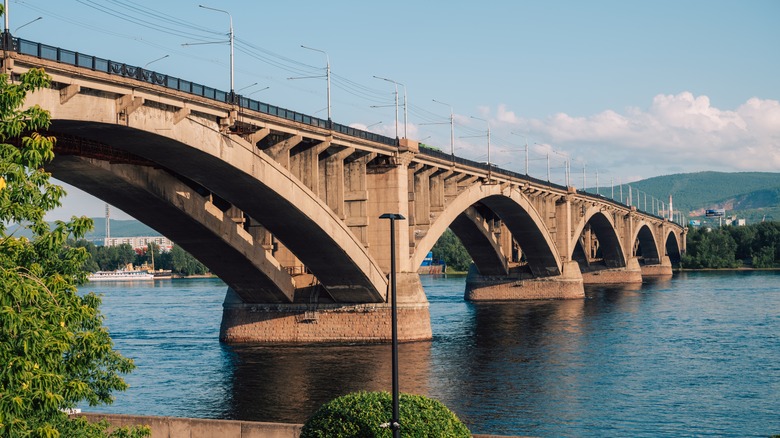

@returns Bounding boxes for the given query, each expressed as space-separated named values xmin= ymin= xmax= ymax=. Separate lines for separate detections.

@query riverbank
xmin=76 ymin=413 xmax=523 ymax=438
xmin=677 ymin=267 xmax=780 ymax=271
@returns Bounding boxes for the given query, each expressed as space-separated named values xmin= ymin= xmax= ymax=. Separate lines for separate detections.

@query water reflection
xmin=225 ymin=341 xmax=432 ymax=423
xmin=85 ymin=273 xmax=780 ymax=436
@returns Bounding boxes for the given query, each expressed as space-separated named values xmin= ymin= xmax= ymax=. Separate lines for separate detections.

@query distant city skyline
xmin=5 ymin=1 xmax=776 ymax=221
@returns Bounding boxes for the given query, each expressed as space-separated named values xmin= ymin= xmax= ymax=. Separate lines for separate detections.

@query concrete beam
xmin=173 ymin=106 xmax=190 ymax=125
xmin=59 ymin=84 xmax=80 ymax=104
xmin=116 ymin=94 xmax=144 ymax=118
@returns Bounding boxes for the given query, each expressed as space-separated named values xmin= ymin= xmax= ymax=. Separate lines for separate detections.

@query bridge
xmin=2 ymin=37 xmax=686 ymax=344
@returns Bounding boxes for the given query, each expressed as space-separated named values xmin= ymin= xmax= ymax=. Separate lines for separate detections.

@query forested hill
xmin=10 ymin=218 xmax=160 ymax=240
xmin=85 ymin=218 xmax=160 ymax=239
xmin=628 ymin=171 xmax=780 ymax=222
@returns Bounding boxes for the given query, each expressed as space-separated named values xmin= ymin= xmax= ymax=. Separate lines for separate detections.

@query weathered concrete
xmin=77 ymin=413 xmax=301 ymax=438
xmin=221 ymin=273 xmax=432 ymax=343
xmin=581 ymin=257 xmax=644 ymax=284
xmin=76 ymin=412 xmax=522 ymax=437
xmin=640 ymin=255 xmax=674 ymax=277
xmin=6 ymin=48 xmax=685 ymax=344
xmin=465 ymin=261 xmax=585 ymax=301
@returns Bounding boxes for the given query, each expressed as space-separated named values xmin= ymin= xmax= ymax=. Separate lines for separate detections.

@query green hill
xmin=86 ymin=218 xmax=161 ymax=240
xmin=626 ymin=171 xmax=780 ymax=224
xmin=8 ymin=218 xmax=161 ymax=240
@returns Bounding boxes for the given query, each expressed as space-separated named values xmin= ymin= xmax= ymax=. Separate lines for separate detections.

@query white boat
xmin=88 ymin=269 xmax=155 ymax=281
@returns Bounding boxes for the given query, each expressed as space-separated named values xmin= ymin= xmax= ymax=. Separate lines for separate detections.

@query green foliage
xmin=0 ymin=29 xmax=148 ymax=438
xmin=300 ymin=391 xmax=470 ymax=438
xmin=751 ymin=245 xmax=775 ymax=268
xmin=432 ymin=229 xmax=472 ymax=272
xmin=682 ymin=227 xmax=739 ymax=268
xmin=683 ymin=222 xmax=780 ymax=269
xmin=168 ymin=245 xmax=208 ymax=276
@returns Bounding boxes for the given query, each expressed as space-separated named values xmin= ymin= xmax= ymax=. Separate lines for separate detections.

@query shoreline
xmin=676 ymin=267 xmax=780 ymax=272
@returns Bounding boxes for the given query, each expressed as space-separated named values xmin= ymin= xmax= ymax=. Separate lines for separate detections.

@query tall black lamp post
xmin=379 ymin=213 xmax=405 ymax=438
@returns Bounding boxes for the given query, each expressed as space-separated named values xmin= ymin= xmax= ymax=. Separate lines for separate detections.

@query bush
xmin=300 ymin=391 xmax=471 ymax=438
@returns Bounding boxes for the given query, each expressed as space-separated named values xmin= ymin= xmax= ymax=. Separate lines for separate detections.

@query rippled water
xmin=81 ymin=271 xmax=780 ymax=437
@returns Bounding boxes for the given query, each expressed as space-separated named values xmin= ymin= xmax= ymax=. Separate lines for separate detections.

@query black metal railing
xmin=3 ymin=35 xmax=677 ymax=224
xmin=11 ymin=37 xmax=397 ymax=147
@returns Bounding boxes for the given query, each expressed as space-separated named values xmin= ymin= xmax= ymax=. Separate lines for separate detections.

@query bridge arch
xmin=447 ymin=206 xmax=509 ymax=276
xmin=49 ymin=154 xmax=296 ymax=303
xmin=412 ymin=183 xmax=561 ymax=277
xmin=44 ymin=114 xmax=387 ymax=303
xmin=570 ymin=206 xmax=628 ymax=269
xmin=632 ymin=222 xmax=662 ymax=265
xmin=664 ymin=228 xmax=683 ymax=266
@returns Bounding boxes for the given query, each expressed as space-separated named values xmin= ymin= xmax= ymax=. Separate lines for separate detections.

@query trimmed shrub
xmin=300 ymin=391 xmax=471 ymax=438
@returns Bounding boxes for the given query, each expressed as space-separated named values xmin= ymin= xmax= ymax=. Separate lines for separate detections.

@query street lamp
xmin=198 ymin=5 xmax=234 ymax=98
xmin=14 ymin=16 xmax=41 ymax=33
xmin=433 ymin=99 xmax=455 ymax=160
xmin=144 ymin=54 xmax=169 ymax=69
xmin=511 ymin=132 xmax=529 ymax=175
xmin=471 ymin=116 xmax=492 ymax=181
xmin=374 ymin=75 xmax=406 ymax=139
xmin=298 ymin=45 xmax=331 ymax=123
xmin=379 ymin=212 xmax=405 ymax=438
xmin=247 ymin=86 xmax=270 ymax=96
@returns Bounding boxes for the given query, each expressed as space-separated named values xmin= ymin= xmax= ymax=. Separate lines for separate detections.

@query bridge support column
xmin=640 ymin=255 xmax=673 ymax=277
xmin=581 ymin=257 xmax=643 ymax=284
xmin=465 ymin=260 xmax=584 ymax=301
xmin=219 ymin=273 xmax=431 ymax=344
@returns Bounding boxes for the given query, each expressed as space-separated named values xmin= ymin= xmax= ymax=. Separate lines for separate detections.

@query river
xmin=80 ymin=271 xmax=780 ymax=437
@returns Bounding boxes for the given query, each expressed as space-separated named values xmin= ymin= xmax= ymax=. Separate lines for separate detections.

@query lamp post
xmin=471 ymin=116 xmax=491 ymax=181
xmin=2 ymin=0 xmax=11 ymax=50
xmin=374 ymin=75 xmax=406 ymax=139
xmin=3 ymin=0 xmax=8 ymax=34
xmin=433 ymin=99 xmax=455 ymax=160
xmin=511 ymin=132 xmax=529 ymax=175
xmin=379 ymin=213 xmax=405 ymax=438
xmin=300 ymin=45 xmax=331 ymax=123
xmin=198 ymin=5 xmax=233 ymax=99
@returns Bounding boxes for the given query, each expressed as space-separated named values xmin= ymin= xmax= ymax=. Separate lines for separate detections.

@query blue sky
xmin=6 ymin=0 xmax=778 ymax=220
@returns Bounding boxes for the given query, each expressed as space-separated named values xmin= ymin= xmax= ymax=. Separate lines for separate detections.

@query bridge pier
xmin=581 ymin=257 xmax=644 ymax=284
xmin=465 ymin=260 xmax=584 ymax=301
xmin=640 ymin=255 xmax=674 ymax=277
xmin=219 ymin=273 xmax=432 ymax=344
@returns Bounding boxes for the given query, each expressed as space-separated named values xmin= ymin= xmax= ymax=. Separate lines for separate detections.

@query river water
xmin=80 ymin=271 xmax=780 ymax=437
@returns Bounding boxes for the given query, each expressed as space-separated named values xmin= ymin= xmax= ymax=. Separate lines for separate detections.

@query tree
xmin=169 ymin=245 xmax=207 ymax=276
xmin=432 ymin=229 xmax=472 ymax=272
xmin=0 ymin=17 xmax=148 ymax=437
xmin=682 ymin=226 xmax=738 ymax=269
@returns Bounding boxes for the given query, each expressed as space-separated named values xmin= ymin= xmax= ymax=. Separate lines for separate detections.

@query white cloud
xmin=496 ymin=92 xmax=780 ymax=178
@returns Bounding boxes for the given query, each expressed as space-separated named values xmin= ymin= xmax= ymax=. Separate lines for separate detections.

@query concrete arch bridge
xmin=3 ymin=39 xmax=685 ymax=343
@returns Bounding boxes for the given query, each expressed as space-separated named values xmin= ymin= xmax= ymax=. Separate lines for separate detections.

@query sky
xmin=5 ymin=0 xmax=778 ymax=221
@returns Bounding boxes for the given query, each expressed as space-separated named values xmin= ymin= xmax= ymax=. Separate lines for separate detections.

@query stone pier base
xmin=465 ymin=260 xmax=584 ymax=301
xmin=640 ymin=256 xmax=674 ymax=277
xmin=581 ymin=257 xmax=643 ymax=284
xmin=220 ymin=273 xmax=432 ymax=344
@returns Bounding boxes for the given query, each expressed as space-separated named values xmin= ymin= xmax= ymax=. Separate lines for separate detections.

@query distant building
xmin=102 ymin=236 xmax=174 ymax=252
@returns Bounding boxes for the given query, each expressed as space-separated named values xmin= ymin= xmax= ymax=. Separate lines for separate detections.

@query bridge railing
xmin=11 ymin=37 xmax=398 ymax=149
xmin=417 ymin=146 xmax=676 ymax=223
xmin=6 ymin=36 xmax=679 ymax=226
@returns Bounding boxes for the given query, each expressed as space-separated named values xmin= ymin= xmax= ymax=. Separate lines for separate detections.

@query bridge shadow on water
xmin=219 ymin=277 xmax=675 ymax=434
xmin=223 ymin=341 xmax=434 ymax=423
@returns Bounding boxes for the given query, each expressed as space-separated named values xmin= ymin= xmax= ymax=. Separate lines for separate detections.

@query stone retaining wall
xmin=77 ymin=412 xmax=520 ymax=437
